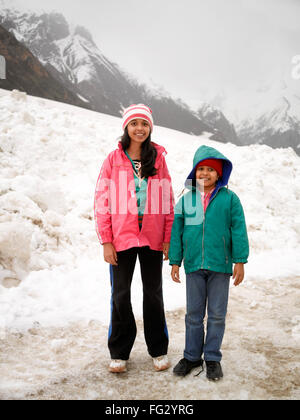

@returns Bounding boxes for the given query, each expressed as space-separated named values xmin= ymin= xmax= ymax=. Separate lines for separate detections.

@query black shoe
xmin=173 ymin=358 xmax=203 ymax=376
xmin=205 ymin=361 xmax=223 ymax=381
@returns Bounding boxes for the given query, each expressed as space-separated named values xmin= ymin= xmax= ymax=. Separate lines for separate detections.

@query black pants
xmin=108 ymin=247 xmax=169 ymax=360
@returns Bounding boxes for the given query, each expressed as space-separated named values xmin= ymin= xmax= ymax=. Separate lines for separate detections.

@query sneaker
xmin=173 ymin=358 xmax=203 ymax=376
xmin=153 ymin=355 xmax=170 ymax=371
xmin=205 ymin=361 xmax=223 ymax=381
xmin=109 ymin=359 xmax=127 ymax=373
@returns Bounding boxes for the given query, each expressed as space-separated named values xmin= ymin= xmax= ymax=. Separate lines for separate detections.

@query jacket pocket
xmin=223 ymin=236 xmax=229 ymax=265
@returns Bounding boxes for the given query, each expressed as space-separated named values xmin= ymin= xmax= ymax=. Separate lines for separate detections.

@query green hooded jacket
xmin=169 ymin=145 xmax=249 ymax=274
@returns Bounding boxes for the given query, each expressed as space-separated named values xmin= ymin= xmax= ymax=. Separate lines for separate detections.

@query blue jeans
xmin=184 ymin=269 xmax=230 ymax=362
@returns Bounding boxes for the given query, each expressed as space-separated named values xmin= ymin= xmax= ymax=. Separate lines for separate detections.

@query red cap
xmin=196 ymin=159 xmax=223 ymax=177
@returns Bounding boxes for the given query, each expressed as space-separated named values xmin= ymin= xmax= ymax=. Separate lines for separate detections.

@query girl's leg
xmin=138 ymin=247 xmax=169 ymax=357
xmin=184 ymin=270 xmax=207 ymax=361
xmin=108 ymin=247 xmax=138 ymax=360
xmin=204 ymin=271 xmax=230 ymax=362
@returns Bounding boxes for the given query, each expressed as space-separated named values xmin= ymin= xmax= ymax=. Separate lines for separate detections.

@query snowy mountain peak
xmin=205 ymin=79 xmax=300 ymax=153
xmin=73 ymin=25 xmax=95 ymax=44
xmin=0 ymin=6 xmax=121 ymax=86
xmin=1 ymin=8 xmax=69 ymax=52
xmin=1 ymin=5 xmax=223 ymax=138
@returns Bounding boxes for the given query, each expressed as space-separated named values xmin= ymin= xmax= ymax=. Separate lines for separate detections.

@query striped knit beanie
xmin=122 ymin=104 xmax=154 ymax=132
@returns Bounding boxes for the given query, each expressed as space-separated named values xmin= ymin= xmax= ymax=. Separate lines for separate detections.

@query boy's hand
xmin=103 ymin=242 xmax=118 ymax=266
xmin=233 ymin=263 xmax=244 ymax=286
xmin=163 ymin=243 xmax=170 ymax=261
xmin=171 ymin=265 xmax=181 ymax=283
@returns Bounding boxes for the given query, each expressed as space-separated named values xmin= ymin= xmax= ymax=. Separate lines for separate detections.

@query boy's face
xmin=196 ymin=166 xmax=219 ymax=191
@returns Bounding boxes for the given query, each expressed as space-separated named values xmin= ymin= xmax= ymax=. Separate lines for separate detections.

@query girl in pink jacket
xmin=94 ymin=104 xmax=174 ymax=373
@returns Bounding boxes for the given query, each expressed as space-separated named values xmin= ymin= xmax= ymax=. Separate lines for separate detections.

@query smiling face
xmin=127 ymin=119 xmax=151 ymax=145
xmin=196 ymin=165 xmax=219 ymax=192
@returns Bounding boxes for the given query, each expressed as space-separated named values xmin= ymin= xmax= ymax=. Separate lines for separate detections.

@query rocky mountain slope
xmin=0 ymin=5 xmax=237 ymax=142
xmin=0 ymin=25 xmax=91 ymax=108
xmin=196 ymin=102 xmax=240 ymax=145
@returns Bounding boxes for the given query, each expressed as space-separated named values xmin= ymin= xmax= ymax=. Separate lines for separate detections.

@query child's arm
xmin=103 ymin=242 xmax=118 ymax=266
xmin=233 ymin=263 xmax=244 ymax=286
xmin=161 ymin=155 xmax=175 ymax=246
xmin=231 ymin=193 xmax=249 ymax=265
xmin=94 ymin=155 xmax=113 ymax=245
xmin=169 ymin=196 xmax=185 ymax=268
xmin=171 ymin=265 xmax=181 ymax=283
xmin=163 ymin=243 xmax=170 ymax=261
xmin=230 ymin=193 xmax=249 ymax=286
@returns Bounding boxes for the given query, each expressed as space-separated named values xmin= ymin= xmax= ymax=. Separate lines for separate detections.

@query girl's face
xmin=196 ymin=166 xmax=219 ymax=191
xmin=127 ymin=119 xmax=151 ymax=145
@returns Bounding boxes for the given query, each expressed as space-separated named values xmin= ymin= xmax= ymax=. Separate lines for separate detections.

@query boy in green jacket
xmin=169 ymin=145 xmax=249 ymax=381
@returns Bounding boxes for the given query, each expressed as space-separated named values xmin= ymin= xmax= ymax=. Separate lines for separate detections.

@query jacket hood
xmin=185 ymin=145 xmax=233 ymax=193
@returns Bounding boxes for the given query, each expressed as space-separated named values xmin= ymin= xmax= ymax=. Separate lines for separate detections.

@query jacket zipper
xmin=124 ymin=152 xmax=144 ymax=240
xmin=201 ymin=214 xmax=205 ymax=268
xmin=201 ymin=188 xmax=220 ymax=269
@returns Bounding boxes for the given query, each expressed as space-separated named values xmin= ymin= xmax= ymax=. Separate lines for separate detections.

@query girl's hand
xmin=103 ymin=243 xmax=118 ymax=266
xmin=171 ymin=265 xmax=181 ymax=283
xmin=163 ymin=243 xmax=170 ymax=261
xmin=233 ymin=263 xmax=244 ymax=286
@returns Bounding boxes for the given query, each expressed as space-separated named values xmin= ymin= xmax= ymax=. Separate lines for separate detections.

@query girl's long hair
xmin=121 ymin=128 xmax=157 ymax=178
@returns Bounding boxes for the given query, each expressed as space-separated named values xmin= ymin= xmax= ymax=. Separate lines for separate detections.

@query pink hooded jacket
xmin=94 ymin=142 xmax=174 ymax=252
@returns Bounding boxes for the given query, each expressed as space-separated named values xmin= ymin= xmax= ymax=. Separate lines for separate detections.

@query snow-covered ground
xmin=0 ymin=89 xmax=299 ymax=400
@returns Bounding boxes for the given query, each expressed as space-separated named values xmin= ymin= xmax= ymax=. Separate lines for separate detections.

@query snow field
xmin=0 ymin=89 xmax=299 ymax=400
xmin=0 ymin=89 xmax=300 ymax=334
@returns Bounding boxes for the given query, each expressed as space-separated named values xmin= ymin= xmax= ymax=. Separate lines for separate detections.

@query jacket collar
xmin=118 ymin=141 xmax=167 ymax=168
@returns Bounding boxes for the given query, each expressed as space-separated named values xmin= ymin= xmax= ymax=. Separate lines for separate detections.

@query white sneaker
xmin=109 ymin=359 xmax=127 ymax=373
xmin=153 ymin=355 xmax=170 ymax=371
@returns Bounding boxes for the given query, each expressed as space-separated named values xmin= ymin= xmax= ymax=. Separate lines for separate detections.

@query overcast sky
xmin=9 ymin=0 xmax=300 ymax=107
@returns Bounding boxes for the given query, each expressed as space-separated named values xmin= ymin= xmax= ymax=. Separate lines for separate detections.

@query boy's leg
xmin=184 ymin=270 xmax=207 ymax=361
xmin=108 ymin=248 xmax=138 ymax=360
xmin=204 ymin=271 xmax=230 ymax=362
xmin=138 ymin=246 xmax=169 ymax=358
